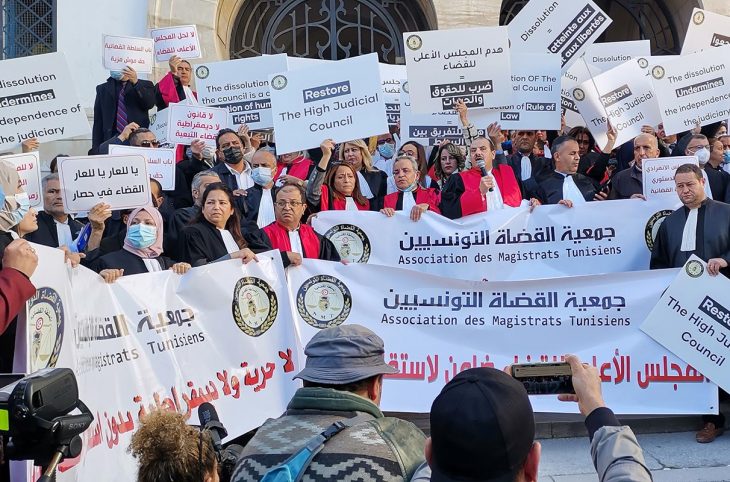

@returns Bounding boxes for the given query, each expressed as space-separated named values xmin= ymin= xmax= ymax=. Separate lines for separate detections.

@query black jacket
xmin=242 ymin=184 xmax=276 ymax=233
xmin=536 ymin=172 xmax=600 ymax=205
xmin=93 ymin=248 xmax=175 ymax=276
xmin=25 ymin=211 xmax=83 ymax=248
xmin=180 ymin=220 xmax=233 ymax=266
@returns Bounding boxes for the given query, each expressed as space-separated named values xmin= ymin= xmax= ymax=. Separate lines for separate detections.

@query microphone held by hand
xmin=476 ymin=157 xmax=493 ymax=192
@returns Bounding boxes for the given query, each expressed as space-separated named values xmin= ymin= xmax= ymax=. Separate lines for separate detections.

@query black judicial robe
xmin=180 ymin=220 xmax=234 ymax=267
xmin=244 ymin=223 xmax=340 ymax=268
xmin=241 ymin=184 xmax=277 ymax=233
xmin=164 ymin=205 xmax=199 ymax=261
xmin=650 ymin=199 xmax=730 ymax=277
xmin=93 ymin=249 xmax=175 ymax=276
xmin=535 ymin=172 xmax=600 ymax=205
xmin=703 ymin=164 xmax=730 ymax=203
xmin=25 ymin=211 xmax=84 ymax=248
xmin=359 ymin=169 xmax=387 ymax=211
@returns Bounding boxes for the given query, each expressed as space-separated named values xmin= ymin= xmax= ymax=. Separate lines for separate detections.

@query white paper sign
xmin=650 ymin=46 xmax=730 ymax=135
xmin=380 ymin=64 xmax=406 ymax=128
xmin=102 ymin=34 xmax=154 ymax=73
xmin=0 ymin=52 xmax=90 ymax=150
xmin=582 ymin=40 xmax=651 ymax=72
xmin=149 ymin=107 xmax=169 ymax=146
xmin=561 ymin=62 xmax=593 ymax=127
xmin=475 ymin=53 xmax=561 ymax=129
xmin=0 ymin=152 xmax=42 ymax=207
xmin=403 ymin=27 xmax=511 ymax=112
xmin=194 ymin=54 xmax=288 ymax=130
xmin=108 ymin=145 xmax=176 ymax=191
xmin=642 ymin=256 xmax=730 ymax=394
xmin=57 ymin=155 xmax=151 ymax=212
xmin=151 ymin=25 xmax=201 ymax=61
xmin=642 ymin=156 xmax=698 ymax=200
xmin=167 ymin=104 xmax=228 ymax=147
xmin=268 ymin=53 xmax=388 ymax=154
xmin=572 ymin=59 xmax=662 ymax=147
xmin=681 ymin=9 xmax=730 ymax=55
xmin=508 ymin=0 xmax=612 ymax=71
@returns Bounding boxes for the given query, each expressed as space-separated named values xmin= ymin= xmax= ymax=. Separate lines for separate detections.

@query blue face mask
xmin=723 ymin=149 xmax=730 ymax=164
xmin=397 ymin=180 xmax=418 ymax=192
xmin=110 ymin=70 xmax=124 ymax=80
xmin=251 ymin=167 xmax=274 ymax=186
xmin=377 ymin=142 xmax=395 ymax=159
xmin=9 ymin=192 xmax=30 ymax=225
xmin=127 ymin=224 xmax=157 ymax=249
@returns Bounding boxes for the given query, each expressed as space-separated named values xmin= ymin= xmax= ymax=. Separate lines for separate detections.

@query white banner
xmin=650 ymin=46 xmax=730 ymax=135
xmin=0 ymin=52 xmax=90 ymax=150
xmin=57 ymin=155 xmax=151 ymax=212
xmin=194 ymin=55 xmax=288 ymax=130
xmin=403 ymin=27 xmax=511 ymax=113
xmin=289 ymin=259 xmax=715 ymax=414
xmin=508 ymin=0 xmax=612 ymax=71
xmin=642 ymin=156 xmax=698 ymax=200
xmin=572 ymin=59 xmax=661 ymax=148
xmin=561 ymin=61 xmax=598 ymax=128
xmin=268 ymin=53 xmax=388 ymax=154
xmin=0 ymin=152 xmax=42 ymax=207
xmin=108 ymin=145 xmax=176 ymax=191
xmin=102 ymin=35 xmax=154 ymax=73
xmin=167 ymin=104 xmax=228 ymax=147
xmin=681 ymin=9 xmax=730 ymax=55
xmin=312 ymin=200 xmax=679 ymax=281
xmin=582 ymin=40 xmax=651 ymax=72
xmin=642 ymin=256 xmax=730 ymax=394
xmin=150 ymin=25 xmax=201 ymax=61
xmin=380 ymin=64 xmax=405 ymax=128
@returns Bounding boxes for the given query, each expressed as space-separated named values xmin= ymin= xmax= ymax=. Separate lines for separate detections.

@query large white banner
xmin=403 ymin=27 xmax=512 ymax=112
xmin=269 ymin=53 xmax=388 ymax=154
xmin=102 ymin=35 xmax=154 ymax=73
xmin=0 ymin=152 xmax=42 ymax=207
xmin=681 ymin=9 xmax=730 ymax=55
xmin=289 ymin=259 xmax=715 ymax=414
xmin=312 ymin=200 xmax=679 ymax=281
xmin=108 ymin=145 xmax=177 ymax=191
xmin=0 ymin=52 xmax=90 ymax=150
xmin=194 ymin=55 xmax=288 ymax=130
xmin=508 ymin=0 xmax=612 ymax=70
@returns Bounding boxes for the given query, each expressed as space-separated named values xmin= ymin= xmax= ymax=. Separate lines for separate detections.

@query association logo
xmin=296 ymin=275 xmax=352 ymax=329
xmin=271 ymin=75 xmax=288 ymax=90
xmin=406 ymin=35 xmax=422 ymax=51
xmin=323 ymin=224 xmax=370 ymax=263
xmin=195 ymin=65 xmax=210 ymax=80
xmin=232 ymin=277 xmax=278 ymax=337
xmin=402 ymin=81 xmax=410 ymax=94
xmin=28 ymin=287 xmax=64 ymax=371
xmin=572 ymin=88 xmax=585 ymax=102
xmin=637 ymin=58 xmax=649 ymax=69
xmin=644 ymin=210 xmax=673 ymax=251
xmin=693 ymin=10 xmax=705 ymax=25
xmin=652 ymin=66 xmax=665 ymax=80
xmin=685 ymin=259 xmax=704 ymax=278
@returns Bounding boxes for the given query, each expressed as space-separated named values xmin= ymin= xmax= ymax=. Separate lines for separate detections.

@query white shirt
xmin=218 ymin=228 xmax=240 ymax=254
xmin=54 ymin=218 xmax=73 ymax=248
xmin=225 ymin=162 xmax=253 ymax=190
xmin=485 ymin=169 xmax=505 ymax=210
xmin=288 ymin=229 xmax=303 ymax=256
xmin=558 ymin=172 xmax=587 ymax=205
xmin=402 ymin=190 xmax=417 ymax=212
xmin=256 ymin=188 xmax=276 ymax=228
xmin=344 ymin=197 xmax=359 ymax=211
xmin=142 ymin=258 xmax=163 ymax=272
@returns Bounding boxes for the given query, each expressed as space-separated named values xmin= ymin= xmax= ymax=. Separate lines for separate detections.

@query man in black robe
xmin=684 ymin=135 xmax=730 ymax=203
xmin=242 ymin=150 xmax=277 ymax=233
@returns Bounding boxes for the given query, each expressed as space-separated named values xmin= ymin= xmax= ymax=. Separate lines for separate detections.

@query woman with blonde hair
xmin=339 ymin=138 xmax=387 ymax=209
xmin=307 ymin=139 xmax=372 ymax=211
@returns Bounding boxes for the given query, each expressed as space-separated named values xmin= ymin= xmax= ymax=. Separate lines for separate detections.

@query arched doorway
xmin=229 ymin=0 xmax=437 ymax=63
xmin=500 ymin=0 xmax=703 ymax=54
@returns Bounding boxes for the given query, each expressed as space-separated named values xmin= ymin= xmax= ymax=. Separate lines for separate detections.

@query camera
xmin=511 ymin=362 xmax=575 ymax=395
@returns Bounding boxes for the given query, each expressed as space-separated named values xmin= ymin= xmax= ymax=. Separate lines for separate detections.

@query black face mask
xmin=222 ymin=146 xmax=244 ymax=165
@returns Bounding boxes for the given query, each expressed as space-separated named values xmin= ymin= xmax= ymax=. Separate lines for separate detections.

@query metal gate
xmin=1 ymin=0 xmax=56 ymax=59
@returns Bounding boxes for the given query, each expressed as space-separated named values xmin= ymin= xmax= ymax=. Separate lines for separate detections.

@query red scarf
xmin=459 ymin=164 xmax=521 ymax=216
xmin=262 ymin=222 xmax=321 ymax=258
xmin=320 ymin=185 xmax=369 ymax=211
xmin=384 ymin=187 xmax=441 ymax=214
xmin=158 ymin=72 xmax=198 ymax=163
xmin=275 ymin=156 xmax=313 ymax=181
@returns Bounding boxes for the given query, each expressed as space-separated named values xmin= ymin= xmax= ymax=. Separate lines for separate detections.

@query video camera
xmin=0 ymin=368 xmax=93 ymax=481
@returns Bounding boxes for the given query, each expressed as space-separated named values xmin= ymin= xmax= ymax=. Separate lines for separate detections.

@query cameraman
xmin=129 ymin=410 xmax=219 ymax=482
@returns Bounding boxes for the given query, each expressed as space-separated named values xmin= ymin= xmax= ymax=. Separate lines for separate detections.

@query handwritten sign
xmin=642 ymin=256 xmax=730 ymax=393
xmin=194 ymin=54 xmax=288 ymax=130
xmin=508 ymin=0 xmax=612 ymax=71
xmin=681 ymin=9 xmax=730 ymax=55
xmin=403 ymin=27 xmax=511 ymax=113
xmin=0 ymin=152 xmax=42 ymax=207
xmin=108 ymin=145 xmax=176 ymax=191
xmin=268 ymin=53 xmax=387 ymax=154
xmin=650 ymin=45 xmax=730 ymax=135
xmin=150 ymin=25 xmax=201 ymax=62
xmin=57 ymin=155 xmax=151 ymax=212
xmin=0 ymin=52 xmax=90 ymax=150
xmin=167 ymin=104 xmax=228 ymax=147
xmin=582 ymin=40 xmax=651 ymax=72
xmin=149 ymin=107 xmax=169 ymax=146
xmin=380 ymin=63 xmax=406 ymax=128
xmin=572 ymin=58 xmax=662 ymax=148
xmin=642 ymin=156 xmax=698 ymax=200
xmin=102 ymin=34 xmax=154 ymax=73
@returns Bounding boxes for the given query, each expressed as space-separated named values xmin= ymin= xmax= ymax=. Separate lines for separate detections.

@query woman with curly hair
xmin=431 ymin=142 xmax=466 ymax=190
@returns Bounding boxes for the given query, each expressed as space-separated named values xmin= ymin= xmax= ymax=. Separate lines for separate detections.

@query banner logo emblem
xmin=637 ymin=58 xmax=649 ymax=69
xmin=232 ymin=277 xmax=278 ymax=337
xmin=324 ymin=224 xmax=371 ymax=263
xmin=406 ymin=35 xmax=422 ymax=51
xmin=297 ymin=275 xmax=352 ymax=329
xmin=28 ymin=287 xmax=64 ymax=371
xmin=685 ymin=260 xmax=704 ymax=278
xmin=644 ymin=210 xmax=673 ymax=251
xmin=693 ymin=10 xmax=705 ymax=25
xmin=271 ymin=75 xmax=288 ymax=90
xmin=195 ymin=66 xmax=209 ymax=80
xmin=572 ymin=88 xmax=585 ymax=101
xmin=652 ymin=66 xmax=665 ymax=80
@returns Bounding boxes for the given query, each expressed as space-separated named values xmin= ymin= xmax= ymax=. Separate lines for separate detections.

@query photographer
xmin=129 ymin=410 xmax=219 ymax=482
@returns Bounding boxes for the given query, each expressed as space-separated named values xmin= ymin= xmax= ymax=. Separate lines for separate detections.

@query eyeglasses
xmin=275 ymin=200 xmax=305 ymax=208
xmin=377 ymin=138 xmax=394 ymax=145
xmin=139 ymin=140 xmax=160 ymax=147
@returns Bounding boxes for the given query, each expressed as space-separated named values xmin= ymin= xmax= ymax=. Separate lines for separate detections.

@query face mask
xmin=694 ymin=147 xmax=710 ymax=165
xmin=397 ymin=180 xmax=418 ymax=192
xmin=377 ymin=142 xmax=395 ymax=159
xmin=126 ymin=224 xmax=157 ymax=249
xmin=222 ymin=146 xmax=244 ymax=165
xmin=9 ymin=192 xmax=30 ymax=225
xmin=110 ymin=70 xmax=124 ymax=80
xmin=251 ymin=167 xmax=274 ymax=186
xmin=723 ymin=149 xmax=730 ymax=164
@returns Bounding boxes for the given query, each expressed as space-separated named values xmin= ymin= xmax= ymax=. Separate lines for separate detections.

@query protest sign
xmin=650 ymin=45 xmax=730 ymax=135
xmin=475 ymin=53 xmax=561 ymax=129
xmin=268 ymin=53 xmax=388 ymax=154
xmin=0 ymin=52 xmax=90 ymax=150
xmin=0 ymin=152 xmax=42 ymax=207
xmin=380 ymin=64 xmax=406 ymax=128
xmin=681 ymin=8 xmax=730 ymax=55
xmin=508 ymin=0 xmax=612 ymax=70
xmin=150 ymin=25 xmax=201 ymax=61
xmin=572 ymin=59 xmax=662 ymax=148
xmin=403 ymin=27 xmax=511 ymax=113
xmin=642 ymin=256 xmax=730 ymax=394
xmin=194 ymin=54 xmax=288 ymax=129
xmin=57 ymin=155 xmax=151 ymax=212
xmin=167 ymin=104 xmax=228 ymax=147
xmin=108 ymin=145 xmax=176 ymax=191
xmin=560 ymin=63 xmax=590 ymax=127
xmin=312 ymin=199 xmax=678 ymax=281
xmin=290 ymin=259 xmax=714 ymax=414
xmin=642 ymin=156 xmax=698 ymax=201
xmin=582 ymin=40 xmax=651 ymax=72
xmin=102 ymin=34 xmax=154 ymax=73
xmin=149 ymin=107 xmax=169 ymax=146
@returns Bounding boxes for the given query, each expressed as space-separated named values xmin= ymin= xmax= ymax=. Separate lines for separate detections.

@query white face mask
xmin=694 ymin=147 xmax=710 ymax=165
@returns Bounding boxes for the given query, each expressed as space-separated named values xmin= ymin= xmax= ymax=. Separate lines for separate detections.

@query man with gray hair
xmin=231 ymin=324 xmax=426 ymax=481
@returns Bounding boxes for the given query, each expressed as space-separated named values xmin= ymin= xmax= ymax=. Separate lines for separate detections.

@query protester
xmin=608 ymin=133 xmax=660 ymax=200
xmin=211 ymin=127 xmax=255 ymax=213
xmin=411 ymin=355 xmax=651 ymax=481
xmin=155 ymin=55 xmax=197 ymax=109
xmin=275 ymin=149 xmax=313 ymax=187
xmin=307 ymin=139 xmax=371 ymax=212
xmin=397 ymin=141 xmax=431 ymax=191
xmin=431 ymin=142 xmax=466 ymax=190
xmin=0 ymin=239 xmax=37 ymax=333
xmin=371 ymin=131 xmax=398 ymax=173
xmin=242 ymin=150 xmax=278 ymax=231
xmin=381 ymin=154 xmax=441 ymax=221
xmin=339 ymin=138 xmax=388 ymax=210
xmin=684 ymin=134 xmax=730 ymax=202
xmin=230 ymin=324 xmax=426 ymax=481
xmin=568 ymin=126 xmax=612 ymax=183
xmin=719 ymin=134 xmax=730 ymax=175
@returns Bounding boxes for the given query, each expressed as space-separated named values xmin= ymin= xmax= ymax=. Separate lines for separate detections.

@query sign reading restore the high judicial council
xmin=268 ymin=53 xmax=387 ymax=154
